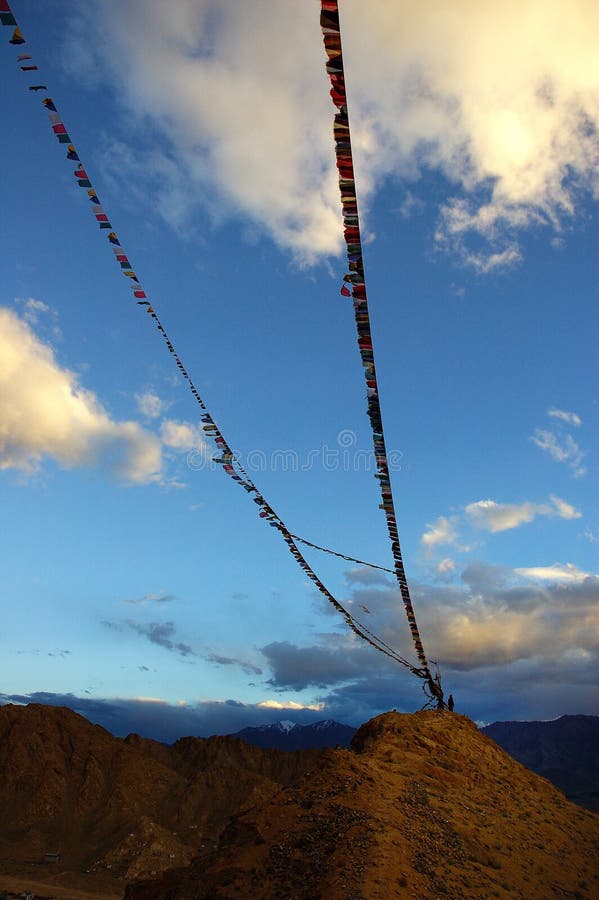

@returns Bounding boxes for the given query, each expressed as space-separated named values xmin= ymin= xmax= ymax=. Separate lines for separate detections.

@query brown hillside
xmin=0 ymin=703 xmax=319 ymax=898
xmin=125 ymin=711 xmax=599 ymax=900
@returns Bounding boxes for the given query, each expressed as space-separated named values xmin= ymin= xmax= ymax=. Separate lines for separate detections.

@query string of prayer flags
xmin=320 ymin=1 xmax=444 ymax=706
xmin=290 ymin=533 xmax=394 ymax=574
xmin=2 ymin=0 xmax=430 ymax=682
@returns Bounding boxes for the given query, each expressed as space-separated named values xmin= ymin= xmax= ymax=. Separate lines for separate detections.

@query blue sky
xmin=1 ymin=0 xmax=597 ymax=742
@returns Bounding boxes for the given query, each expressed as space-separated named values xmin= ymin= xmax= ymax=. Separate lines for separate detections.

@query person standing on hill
xmin=448 ymin=694 xmax=455 ymax=712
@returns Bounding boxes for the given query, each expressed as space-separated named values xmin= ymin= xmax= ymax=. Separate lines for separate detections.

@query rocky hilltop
xmin=126 ymin=711 xmax=599 ymax=900
xmin=1 ymin=704 xmax=598 ymax=899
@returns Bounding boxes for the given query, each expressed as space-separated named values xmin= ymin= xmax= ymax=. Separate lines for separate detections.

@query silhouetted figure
xmin=448 ymin=693 xmax=455 ymax=712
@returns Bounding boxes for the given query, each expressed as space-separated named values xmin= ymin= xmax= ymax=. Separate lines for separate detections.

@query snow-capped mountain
xmin=231 ymin=719 xmax=357 ymax=751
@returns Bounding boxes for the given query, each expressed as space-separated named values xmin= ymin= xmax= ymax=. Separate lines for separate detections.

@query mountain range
xmin=230 ymin=718 xmax=357 ymax=750
xmin=1 ymin=703 xmax=598 ymax=899
xmin=481 ymin=714 xmax=599 ymax=811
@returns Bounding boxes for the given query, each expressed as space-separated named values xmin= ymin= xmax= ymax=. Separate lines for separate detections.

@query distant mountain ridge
xmin=481 ymin=713 xmax=599 ymax=810
xmin=230 ymin=718 xmax=357 ymax=750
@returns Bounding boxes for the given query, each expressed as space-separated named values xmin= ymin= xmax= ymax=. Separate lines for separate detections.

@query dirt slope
xmin=125 ymin=711 xmax=599 ymax=900
xmin=0 ymin=703 xmax=318 ymax=897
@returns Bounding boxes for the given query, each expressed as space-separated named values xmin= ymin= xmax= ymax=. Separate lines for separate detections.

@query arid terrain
xmin=1 ymin=704 xmax=597 ymax=899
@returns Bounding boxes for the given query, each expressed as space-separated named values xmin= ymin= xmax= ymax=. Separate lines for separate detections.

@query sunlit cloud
xmin=0 ymin=307 xmax=162 ymax=484
xmin=257 ymin=699 xmax=324 ymax=712
xmin=514 ymin=563 xmax=593 ymax=583
xmin=68 ymin=0 xmax=599 ymax=270
xmin=421 ymin=515 xmax=459 ymax=548
xmin=437 ymin=558 xmax=456 ymax=575
xmin=136 ymin=391 xmax=165 ymax=419
xmin=465 ymin=495 xmax=581 ymax=533
xmin=160 ymin=419 xmax=207 ymax=452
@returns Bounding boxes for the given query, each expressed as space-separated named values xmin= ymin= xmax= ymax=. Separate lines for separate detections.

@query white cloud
xmin=160 ymin=419 xmax=207 ymax=452
xmin=71 ymin=0 xmax=599 ymax=269
xmin=548 ymin=407 xmax=582 ymax=427
xmin=437 ymin=558 xmax=456 ymax=575
xmin=0 ymin=307 xmax=162 ymax=483
xmin=16 ymin=297 xmax=61 ymax=337
xmin=136 ymin=391 xmax=165 ymax=419
xmin=421 ymin=515 xmax=459 ymax=548
xmin=257 ymin=699 xmax=324 ymax=712
xmin=549 ymin=494 xmax=582 ymax=520
xmin=531 ymin=429 xmax=586 ymax=477
xmin=515 ymin=563 xmax=594 ymax=583
xmin=17 ymin=297 xmax=50 ymax=322
xmin=465 ymin=495 xmax=581 ymax=532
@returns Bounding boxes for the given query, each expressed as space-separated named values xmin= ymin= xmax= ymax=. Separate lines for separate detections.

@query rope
xmin=1 ymin=2 xmax=429 ymax=683
xmin=290 ymin=533 xmax=395 ymax=574
xmin=320 ymin=1 xmax=444 ymax=707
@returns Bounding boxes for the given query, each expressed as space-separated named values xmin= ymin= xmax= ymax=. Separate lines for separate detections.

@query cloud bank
xmin=69 ymin=0 xmax=599 ymax=269
xmin=0 ymin=307 xmax=162 ymax=483
xmin=0 ymin=691 xmax=329 ymax=743
xmin=0 ymin=307 xmax=208 ymax=484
